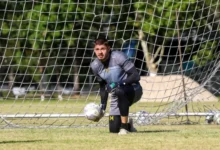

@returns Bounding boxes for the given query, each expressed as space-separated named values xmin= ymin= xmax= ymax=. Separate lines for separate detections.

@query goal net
xmin=0 ymin=0 xmax=219 ymax=128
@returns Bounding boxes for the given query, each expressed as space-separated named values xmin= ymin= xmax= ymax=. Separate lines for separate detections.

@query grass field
xmin=1 ymin=98 xmax=220 ymax=128
xmin=0 ymin=97 xmax=220 ymax=149
xmin=1 ymin=125 xmax=220 ymax=150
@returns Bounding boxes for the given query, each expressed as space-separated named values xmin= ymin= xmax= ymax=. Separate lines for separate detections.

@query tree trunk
xmin=73 ymin=60 xmax=80 ymax=95
xmin=138 ymin=30 xmax=164 ymax=76
xmin=8 ymin=68 xmax=14 ymax=90
xmin=8 ymin=68 xmax=15 ymax=96
xmin=38 ymin=56 xmax=48 ymax=101
xmin=56 ymin=67 xmax=63 ymax=100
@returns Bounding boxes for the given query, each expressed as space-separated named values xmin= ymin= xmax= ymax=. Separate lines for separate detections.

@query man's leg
xmin=115 ymin=86 xmax=135 ymax=134
xmin=109 ymin=115 xmax=121 ymax=133
xmin=121 ymin=116 xmax=128 ymax=124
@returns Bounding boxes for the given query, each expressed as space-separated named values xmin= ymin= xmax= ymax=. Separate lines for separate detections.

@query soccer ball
xmin=205 ymin=110 xmax=214 ymax=124
xmin=213 ymin=113 xmax=220 ymax=125
xmin=134 ymin=110 xmax=151 ymax=125
xmin=84 ymin=103 xmax=101 ymax=121
xmin=205 ymin=115 xmax=214 ymax=124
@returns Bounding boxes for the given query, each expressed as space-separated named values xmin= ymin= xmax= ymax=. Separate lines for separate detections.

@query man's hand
xmin=106 ymin=82 xmax=119 ymax=93
xmin=106 ymin=82 xmax=125 ymax=93
xmin=94 ymin=107 xmax=105 ymax=122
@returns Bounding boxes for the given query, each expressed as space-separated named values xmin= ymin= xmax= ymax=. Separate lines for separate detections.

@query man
xmin=90 ymin=38 xmax=143 ymax=135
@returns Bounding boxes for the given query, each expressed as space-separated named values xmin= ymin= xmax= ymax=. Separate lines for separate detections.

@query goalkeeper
xmin=90 ymin=37 xmax=143 ymax=135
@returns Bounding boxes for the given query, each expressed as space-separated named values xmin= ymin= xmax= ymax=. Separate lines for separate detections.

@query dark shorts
xmin=109 ymin=82 xmax=143 ymax=115
xmin=122 ymin=82 xmax=143 ymax=106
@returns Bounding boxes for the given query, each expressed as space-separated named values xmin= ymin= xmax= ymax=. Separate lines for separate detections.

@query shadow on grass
xmin=137 ymin=130 xmax=178 ymax=133
xmin=0 ymin=140 xmax=44 ymax=144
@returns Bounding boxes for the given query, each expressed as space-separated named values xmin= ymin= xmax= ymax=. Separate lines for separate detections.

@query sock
xmin=128 ymin=123 xmax=131 ymax=131
xmin=121 ymin=123 xmax=129 ymax=130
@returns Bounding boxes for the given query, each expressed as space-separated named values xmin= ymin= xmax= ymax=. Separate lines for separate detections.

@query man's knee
xmin=114 ymin=87 xmax=124 ymax=97
xmin=109 ymin=115 xmax=121 ymax=133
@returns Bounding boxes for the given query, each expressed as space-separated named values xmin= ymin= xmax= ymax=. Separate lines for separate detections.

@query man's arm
xmin=116 ymin=51 xmax=140 ymax=85
xmin=121 ymin=66 xmax=140 ymax=85
xmin=93 ymin=74 xmax=108 ymax=110
xmin=105 ymin=52 xmax=141 ymax=93
xmin=99 ymin=80 xmax=108 ymax=110
xmin=105 ymin=65 xmax=140 ymax=93
xmin=90 ymin=61 xmax=108 ymax=110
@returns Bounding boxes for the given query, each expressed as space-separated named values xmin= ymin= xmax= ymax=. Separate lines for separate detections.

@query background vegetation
xmin=0 ymin=0 xmax=219 ymax=96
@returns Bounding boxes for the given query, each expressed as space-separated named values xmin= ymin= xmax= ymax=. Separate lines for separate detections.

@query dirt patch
xmin=139 ymin=75 xmax=218 ymax=102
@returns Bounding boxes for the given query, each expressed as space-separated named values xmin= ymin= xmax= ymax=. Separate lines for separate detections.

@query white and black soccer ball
xmin=135 ymin=110 xmax=151 ymax=125
xmin=213 ymin=113 xmax=220 ymax=125
xmin=84 ymin=103 xmax=101 ymax=121
xmin=205 ymin=115 xmax=214 ymax=124
xmin=205 ymin=110 xmax=214 ymax=124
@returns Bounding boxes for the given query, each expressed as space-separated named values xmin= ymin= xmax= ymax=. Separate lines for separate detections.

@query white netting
xmin=0 ymin=0 xmax=219 ymax=128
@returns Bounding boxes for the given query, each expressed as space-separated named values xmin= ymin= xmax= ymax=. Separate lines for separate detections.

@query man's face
xmin=94 ymin=44 xmax=110 ymax=62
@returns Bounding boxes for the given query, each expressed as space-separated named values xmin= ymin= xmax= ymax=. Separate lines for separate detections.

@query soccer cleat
xmin=118 ymin=128 xmax=129 ymax=135
xmin=129 ymin=118 xmax=137 ymax=132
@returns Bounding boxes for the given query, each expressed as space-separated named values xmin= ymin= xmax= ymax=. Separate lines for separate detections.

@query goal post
xmin=0 ymin=0 xmax=220 ymax=128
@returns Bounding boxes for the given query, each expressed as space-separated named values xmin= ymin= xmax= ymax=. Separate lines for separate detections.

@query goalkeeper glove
xmin=94 ymin=105 xmax=105 ymax=122
xmin=106 ymin=82 xmax=125 ymax=93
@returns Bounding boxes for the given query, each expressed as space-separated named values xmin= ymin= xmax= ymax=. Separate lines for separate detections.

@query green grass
xmin=0 ymin=97 xmax=220 ymax=127
xmin=1 ymin=125 xmax=220 ymax=150
xmin=0 ymin=97 xmax=220 ymax=149
xmin=1 ymin=96 xmax=219 ymax=114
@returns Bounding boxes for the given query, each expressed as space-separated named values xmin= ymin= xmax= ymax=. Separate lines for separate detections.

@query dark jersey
xmin=90 ymin=50 xmax=142 ymax=115
xmin=90 ymin=51 xmax=139 ymax=84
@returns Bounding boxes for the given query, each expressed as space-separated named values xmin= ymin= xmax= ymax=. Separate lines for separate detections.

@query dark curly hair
xmin=94 ymin=37 xmax=109 ymax=47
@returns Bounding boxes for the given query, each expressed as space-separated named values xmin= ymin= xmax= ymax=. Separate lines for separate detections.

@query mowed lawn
xmin=0 ymin=125 xmax=220 ymax=150
xmin=0 ymin=97 xmax=220 ymax=150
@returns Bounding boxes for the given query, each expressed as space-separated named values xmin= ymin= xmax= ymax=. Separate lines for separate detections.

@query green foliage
xmin=0 ymin=0 xmax=219 ymax=84
xmin=133 ymin=0 xmax=219 ymax=65
xmin=0 ymin=1 xmax=38 ymax=82
xmin=27 ymin=0 xmax=77 ymax=49
xmin=192 ymin=41 xmax=218 ymax=66
xmin=0 ymin=1 xmax=80 ymax=83
xmin=134 ymin=0 xmax=209 ymax=37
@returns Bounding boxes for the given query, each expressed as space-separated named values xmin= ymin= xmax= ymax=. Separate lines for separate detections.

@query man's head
xmin=94 ymin=38 xmax=111 ymax=62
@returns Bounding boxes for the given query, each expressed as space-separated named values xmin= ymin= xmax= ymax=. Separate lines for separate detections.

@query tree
xmin=0 ymin=1 xmax=33 ymax=97
xmin=133 ymin=0 xmax=220 ymax=75
xmin=70 ymin=0 xmax=138 ymax=92
xmin=1 ymin=0 xmax=81 ymax=98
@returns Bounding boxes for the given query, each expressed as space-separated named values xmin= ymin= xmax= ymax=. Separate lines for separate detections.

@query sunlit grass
xmin=1 ymin=95 xmax=219 ymax=114
xmin=0 ymin=95 xmax=219 ymax=128
xmin=0 ymin=96 xmax=220 ymax=149
xmin=0 ymin=125 xmax=220 ymax=150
